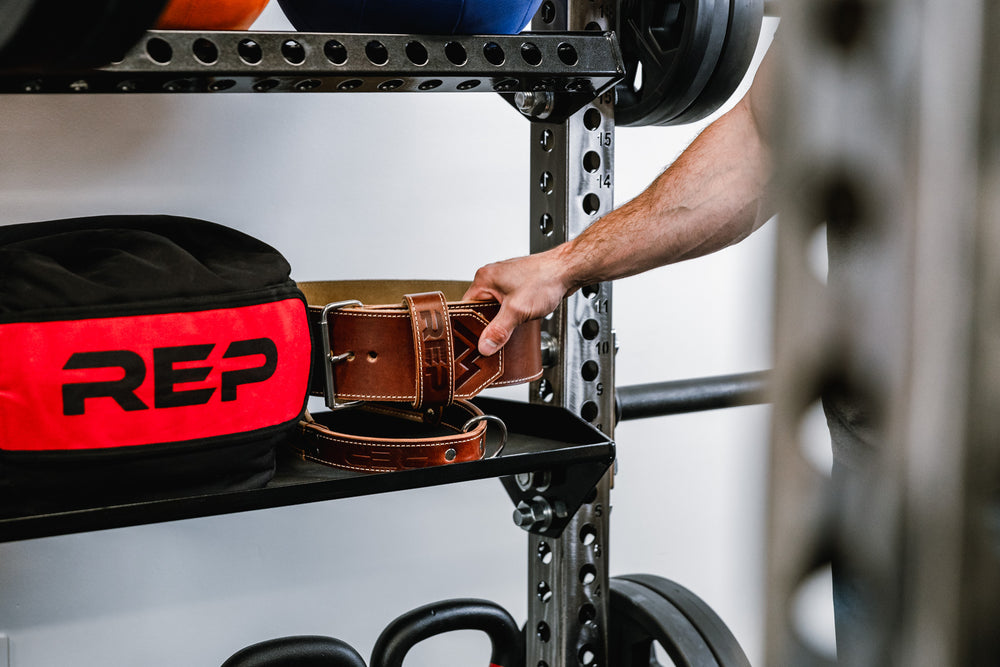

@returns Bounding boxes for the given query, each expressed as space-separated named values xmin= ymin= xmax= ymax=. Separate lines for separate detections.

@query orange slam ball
xmin=155 ymin=0 xmax=271 ymax=30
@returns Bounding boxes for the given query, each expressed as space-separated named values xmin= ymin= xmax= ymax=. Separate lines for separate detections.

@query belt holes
xmin=367 ymin=351 xmax=378 ymax=362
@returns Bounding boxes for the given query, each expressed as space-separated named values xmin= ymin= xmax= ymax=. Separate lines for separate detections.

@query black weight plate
xmin=645 ymin=0 xmax=732 ymax=127
xmin=619 ymin=574 xmax=751 ymax=667
xmin=610 ymin=578 xmax=721 ymax=667
xmin=615 ymin=0 xmax=730 ymax=128
xmin=670 ymin=0 xmax=764 ymax=125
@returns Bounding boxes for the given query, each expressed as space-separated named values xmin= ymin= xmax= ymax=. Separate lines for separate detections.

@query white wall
xmin=0 ymin=8 xmax=787 ymax=665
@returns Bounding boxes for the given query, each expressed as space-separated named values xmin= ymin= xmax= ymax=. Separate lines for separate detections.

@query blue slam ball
xmin=276 ymin=0 xmax=544 ymax=34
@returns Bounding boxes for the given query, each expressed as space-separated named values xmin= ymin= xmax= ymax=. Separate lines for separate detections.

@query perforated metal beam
xmin=522 ymin=2 xmax=617 ymax=666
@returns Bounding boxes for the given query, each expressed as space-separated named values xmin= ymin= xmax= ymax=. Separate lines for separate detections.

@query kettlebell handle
xmin=221 ymin=635 xmax=368 ymax=667
xmin=370 ymin=598 xmax=523 ymax=667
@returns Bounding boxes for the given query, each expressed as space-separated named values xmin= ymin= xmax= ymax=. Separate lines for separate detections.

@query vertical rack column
xmin=523 ymin=2 xmax=617 ymax=666
xmin=768 ymin=0 xmax=996 ymax=664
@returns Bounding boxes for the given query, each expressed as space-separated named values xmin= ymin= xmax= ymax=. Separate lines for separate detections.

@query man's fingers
xmin=463 ymin=284 xmax=495 ymax=302
xmin=478 ymin=305 xmax=520 ymax=356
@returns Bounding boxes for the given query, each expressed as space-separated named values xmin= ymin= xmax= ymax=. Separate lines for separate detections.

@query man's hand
xmin=464 ymin=247 xmax=575 ymax=356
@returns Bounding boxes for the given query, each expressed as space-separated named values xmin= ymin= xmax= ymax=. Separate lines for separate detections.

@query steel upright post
xmin=768 ymin=0 xmax=996 ymax=665
xmin=521 ymin=2 xmax=617 ymax=665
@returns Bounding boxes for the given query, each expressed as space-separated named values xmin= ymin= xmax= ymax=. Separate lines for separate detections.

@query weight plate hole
xmin=583 ymin=108 xmax=602 ymax=130
xmin=445 ymin=41 xmax=467 ymax=66
xmin=406 ymin=41 xmax=428 ymax=66
xmin=457 ymin=79 xmax=481 ymax=90
xmin=583 ymin=193 xmax=601 ymax=215
xmin=537 ymin=581 xmax=553 ymax=602
xmin=537 ymin=541 xmax=553 ymax=564
xmin=579 ymin=563 xmax=597 ymax=585
xmin=581 ymin=319 xmax=600 ymax=340
xmin=146 ymin=37 xmax=172 ymax=64
xmin=418 ymin=79 xmax=442 ymax=90
xmin=583 ymin=151 xmax=601 ymax=173
xmin=579 ymin=603 xmax=597 ymax=624
xmin=580 ymin=524 xmax=597 ymax=546
xmin=294 ymin=79 xmax=321 ymax=91
xmin=238 ymin=39 xmax=263 ymax=64
xmin=366 ymin=40 xmax=389 ymax=65
xmin=192 ymin=38 xmax=218 ymax=65
xmin=536 ymin=621 xmax=551 ymax=642
xmin=652 ymin=3 xmax=685 ymax=51
xmin=520 ymin=42 xmax=542 ymax=66
xmin=557 ymin=43 xmax=578 ymax=66
xmin=281 ymin=40 xmax=306 ymax=65
xmin=581 ymin=360 xmax=599 ymax=382
xmin=324 ymin=40 xmax=348 ymax=65
xmin=631 ymin=60 xmax=644 ymax=93
xmin=338 ymin=79 xmax=363 ymax=91
xmin=483 ymin=41 xmax=505 ymax=66
xmin=378 ymin=79 xmax=404 ymax=90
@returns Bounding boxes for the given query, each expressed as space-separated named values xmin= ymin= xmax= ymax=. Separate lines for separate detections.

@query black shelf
xmin=0 ymin=30 xmax=623 ymax=98
xmin=0 ymin=397 xmax=615 ymax=543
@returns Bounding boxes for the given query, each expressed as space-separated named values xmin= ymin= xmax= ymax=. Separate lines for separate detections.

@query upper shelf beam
xmin=0 ymin=30 xmax=624 ymax=100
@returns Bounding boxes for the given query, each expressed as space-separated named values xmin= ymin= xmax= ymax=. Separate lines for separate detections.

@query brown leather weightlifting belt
xmin=291 ymin=280 xmax=542 ymax=473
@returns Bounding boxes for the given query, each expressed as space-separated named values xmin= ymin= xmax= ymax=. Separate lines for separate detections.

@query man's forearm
xmin=466 ymin=52 xmax=774 ymax=355
xmin=558 ymin=93 xmax=772 ymax=291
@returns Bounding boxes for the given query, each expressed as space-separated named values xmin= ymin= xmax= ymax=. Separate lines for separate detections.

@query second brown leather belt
xmin=292 ymin=280 xmax=542 ymax=472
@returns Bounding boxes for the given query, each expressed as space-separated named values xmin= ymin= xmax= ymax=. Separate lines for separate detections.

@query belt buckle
xmin=319 ymin=299 xmax=364 ymax=410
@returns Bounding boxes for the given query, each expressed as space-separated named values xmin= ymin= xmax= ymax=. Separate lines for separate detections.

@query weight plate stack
xmin=610 ymin=575 xmax=751 ymax=666
xmin=615 ymin=0 xmax=764 ymax=127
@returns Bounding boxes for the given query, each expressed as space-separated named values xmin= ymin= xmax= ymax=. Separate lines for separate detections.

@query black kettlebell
xmin=370 ymin=598 xmax=524 ymax=667
xmin=221 ymin=635 xmax=368 ymax=667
